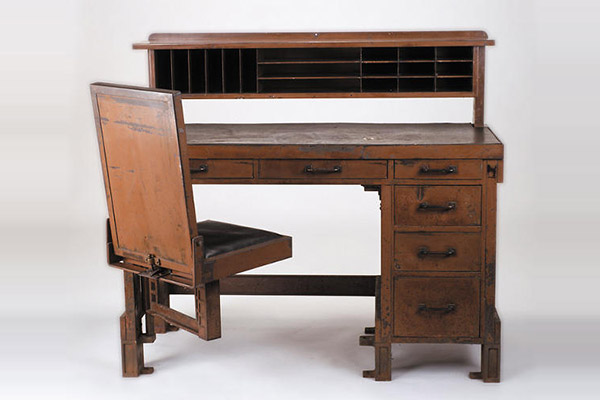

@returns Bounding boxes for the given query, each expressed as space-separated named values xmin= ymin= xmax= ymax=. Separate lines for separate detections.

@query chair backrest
xmin=91 ymin=83 xmax=198 ymax=276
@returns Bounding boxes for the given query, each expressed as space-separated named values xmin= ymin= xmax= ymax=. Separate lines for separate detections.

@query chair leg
xmin=195 ymin=280 xmax=222 ymax=340
xmin=120 ymin=271 xmax=153 ymax=377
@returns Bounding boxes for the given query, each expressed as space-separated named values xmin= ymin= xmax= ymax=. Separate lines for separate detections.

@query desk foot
xmin=469 ymin=344 xmax=500 ymax=382
xmin=360 ymin=334 xmax=391 ymax=381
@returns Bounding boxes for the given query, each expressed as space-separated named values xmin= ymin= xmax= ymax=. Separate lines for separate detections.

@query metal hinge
xmin=140 ymin=254 xmax=170 ymax=279
xmin=487 ymin=164 xmax=498 ymax=178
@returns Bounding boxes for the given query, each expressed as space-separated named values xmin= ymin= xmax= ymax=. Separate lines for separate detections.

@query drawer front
xmin=395 ymin=185 xmax=481 ymax=226
xmin=259 ymin=160 xmax=387 ymax=179
xmin=395 ymin=160 xmax=482 ymax=180
xmin=393 ymin=277 xmax=480 ymax=338
xmin=190 ymin=160 xmax=254 ymax=178
xmin=394 ymin=232 xmax=481 ymax=272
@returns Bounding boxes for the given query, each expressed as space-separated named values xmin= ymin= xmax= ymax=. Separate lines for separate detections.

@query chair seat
xmin=197 ymin=220 xmax=285 ymax=259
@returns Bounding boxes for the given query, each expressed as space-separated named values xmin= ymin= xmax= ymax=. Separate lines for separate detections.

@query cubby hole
xmin=171 ymin=50 xmax=189 ymax=93
xmin=206 ymin=49 xmax=223 ymax=93
xmin=436 ymin=77 xmax=473 ymax=92
xmin=154 ymin=50 xmax=171 ymax=89
xmin=398 ymin=78 xmax=435 ymax=92
xmin=362 ymin=78 xmax=397 ymax=92
xmin=189 ymin=50 xmax=206 ymax=93
xmin=241 ymin=49 xmax=257 ymax=93
xmin=258 ymin=62 xmax=360 ymax=78
xmin=399 ymin=47 xmax=435 ymax=61
xmin=258 ymin=48 xmax=360 ymax=63
xmin=223 ymin=49 xmax=241 ymax=93
xmin=436 ymin=47 xmax=473 ymax=61
xmin=398 ymin=62 xmax=434 ymax=76
xmin=362 ymin=47 xmax=397 ymax=61
xmin=362 ymin=63 xmax=397 ymax=77
xmin=258 ymin=78 xmax=360 ymax=93
xmin=436 ymin=61 xmax=473 ymax=77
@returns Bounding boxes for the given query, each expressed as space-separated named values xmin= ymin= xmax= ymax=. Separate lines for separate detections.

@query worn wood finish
xmin=259 ymin=160 xmax=387 ymax=179
xmin=91 ymin=83 xmax=198 ymax=275
xmin=93 ymin=83 xmax=293 ymax=375
xmin=101 ymin=31 xmax=503 ymax=382
xmin=134 ymin=31 xmax=495 ymax=49
xmin=394 ymin=159 xmax=483 ymax=180
xmin=392 ymin=276 xmax=480 ymax=338
xmin=185 ymin=123 xmax=503 ymax=161
xmin=394 ymin=185 xmax=482 ymax=227
xmin=168 ymin=275 xmax=377 ymax=296
xmin=394 ymin=232 xmax=481 ymax=272
xmin=189 ymin=159 xmax=254 ymax=178
xmin=136 ymin=32 xmax=493 ymax=122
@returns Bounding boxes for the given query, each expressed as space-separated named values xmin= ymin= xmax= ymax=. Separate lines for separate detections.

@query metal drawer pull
xmin=191 ymin=164 xmax=208 ymax=173
xmin=304 ymin=165 xmax=342 ymax=174
xmin=418 ymin=303 xmax=456 ymax=313
xmin=419 ymin=165 xmax=457 ymax=175
xmin=418 ymin=247 xmax=456 ymax=258
xmin=417 ymin=201 xmax=456 ymax=211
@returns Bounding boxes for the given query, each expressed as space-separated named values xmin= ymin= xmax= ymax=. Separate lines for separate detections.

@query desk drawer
xmin=259 ymin=160 xmax=387 ymax=179
xmin=393 ymin=277 xmax=480 ymax=338
xmin=394 ymin=232 xmax=481 ymax=272
xmin=395 ymin=160 xmax=482 ymax=180
xmin=189 ymin=160 xmax=254 ymax=179
xmin=395 ymin=185 xmax=481 ymax=226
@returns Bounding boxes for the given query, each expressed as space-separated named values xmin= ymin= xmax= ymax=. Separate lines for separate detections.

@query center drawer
xmin=393 ymin=277 xmax=480 ymax=338
xmin=259 ymin=160 xmax=387 ymax=179
xmin=395 ymin=185 xmax=481 ymax=226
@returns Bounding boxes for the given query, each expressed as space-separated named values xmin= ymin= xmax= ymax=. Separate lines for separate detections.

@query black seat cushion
xmin=197 ymin=220 xmax=284 ymax=258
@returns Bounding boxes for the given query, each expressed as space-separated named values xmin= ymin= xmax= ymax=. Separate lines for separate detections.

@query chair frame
xmin=91 ymin=83 xmax=291 ymax=376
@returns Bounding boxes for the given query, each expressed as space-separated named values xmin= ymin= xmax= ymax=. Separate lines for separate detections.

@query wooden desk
xmin=183 ymin=122 xmax=503 ymax=381
xmin=133 ymin=31 xmax=503 ymax=382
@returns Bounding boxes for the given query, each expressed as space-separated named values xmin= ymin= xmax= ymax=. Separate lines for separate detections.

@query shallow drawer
xmin=394 ymin=232 xmax=481 ymax=272
xmin=393 ymin=277 xmax=480 ymax=338
xmin=189 ymin=160 xmax=254 ymax=178
xmin=395 ymin=160 xmax=482 ymax=180
xmin=259 ymin=160 xmax=387 ymax=179
xmin=395 ymin=185 xmax=481 ymax=226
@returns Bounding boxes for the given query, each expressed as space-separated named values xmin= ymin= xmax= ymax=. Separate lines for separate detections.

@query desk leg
xmin=362 ymin=185 xmax=393 ymax=381
xmin=120 ymin=271 xmax=153 ymax=377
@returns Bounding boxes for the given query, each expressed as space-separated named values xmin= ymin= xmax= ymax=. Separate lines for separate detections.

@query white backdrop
xmin=1 ymin=1 xmax=599 ymax=399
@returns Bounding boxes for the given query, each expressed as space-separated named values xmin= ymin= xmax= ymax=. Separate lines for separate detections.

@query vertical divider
xmin=221 ymin=49 xmax=225 ymax=93
xmin=255 ymin=49 xmax=259 ymax=93
xmin=204 ymin=49 xmax=208 ymax=94
xmin=395 ymin=48 xmax=399 ymax=92
xmin=187 ymin=50 xmax=192 ymax=94
xmin=238 ymin=49 xmax=243 ymax=93
xmin=359 ymin=47 xmax=363 ymax=93
xmin=433 ymin=47 xmax=438 ymax=92
xmin=170 ymin=50 xmax=175 ymax=90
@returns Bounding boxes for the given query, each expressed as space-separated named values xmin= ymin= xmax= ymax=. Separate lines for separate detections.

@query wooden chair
xmin=90 ymin=83 xmax=292 ymax=376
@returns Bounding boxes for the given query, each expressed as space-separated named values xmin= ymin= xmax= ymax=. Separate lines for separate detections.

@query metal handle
xmin=418 ymin=247 xmax=456 ymax=258
xmin=304 ymin=165 xmax=342 ymax=174
xmin=418 ymin=303 xmax=456 ymax=313
xmin=419 ymin=165 xmax=457 ymax=175
xmin=191 ymin=164 xmax=208 ymax=173
xmin=417 ymin=201 xmax=456 ymax=211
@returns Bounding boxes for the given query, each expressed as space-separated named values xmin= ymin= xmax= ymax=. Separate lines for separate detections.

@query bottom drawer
xmin=393 ymin=277 xmax=480 ymax=338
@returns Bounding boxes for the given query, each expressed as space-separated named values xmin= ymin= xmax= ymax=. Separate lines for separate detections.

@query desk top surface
xmin=186 ymin=123 xmax=501 ymax=146
xmin=185 ymin=123 xmax=502 ymax=160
